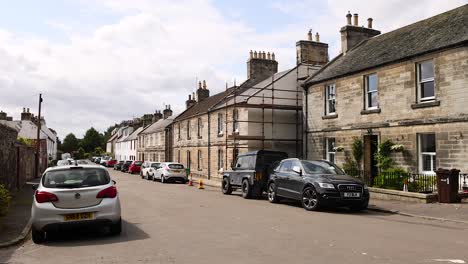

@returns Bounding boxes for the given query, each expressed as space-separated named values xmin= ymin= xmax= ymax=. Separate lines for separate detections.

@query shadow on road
xmin=42 ymin=219 xmax=149 ymax=247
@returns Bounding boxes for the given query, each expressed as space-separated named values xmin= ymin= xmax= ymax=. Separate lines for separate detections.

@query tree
xmin=75 ymin=147 xmax=85 ymax=159
xmin=94 ymin=147 xmax=104 ymax=155
xmin=80 ymin=127 xmax=104 ymax=153
xmin=103 ymin=125 xmax=117 ymax=148
xmin=62 ymin=133 xmax=80 ymax=153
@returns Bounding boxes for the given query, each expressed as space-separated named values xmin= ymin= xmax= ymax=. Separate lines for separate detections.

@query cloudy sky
xmin=0 ymin=0 xmax=466 ymax=138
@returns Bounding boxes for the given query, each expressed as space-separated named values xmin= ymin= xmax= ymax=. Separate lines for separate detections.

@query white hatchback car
xmin=141 ymin=162 xmax=161 ymax=180
xmin=31 ymin=165 xmax=121 ymax=243
xmin=156 ymin=162 xmax=187 ymax=184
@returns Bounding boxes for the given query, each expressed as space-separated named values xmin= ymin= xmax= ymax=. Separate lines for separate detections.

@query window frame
xmin=325 ymin=84 xmax=336 ymax=115
xmin=418 ymin=133 xmax=436 ymax=175
xmin=217 ymin=113 xmax=224 ymax=135
xmin=364 ymin=73 xmax=379 ymax=110
xmin=187 ymin=120 xmax=191 ymax=140
xmin=326 ymin=138 xmax=336 ymax=164
xmin=218 ymin=149 xmax=224 ymax=170
xmin=233 ymin=109 xmax=239 ymax=133
xmin=417 ymin=60 xmax=435 ymax=103
xmin=197 ymin=117 xmax=202 ymax=138
xmin=197 ymin=150 xmax=202 ymax=170
xmin=178 ymin=123 xmax=181 ymax=140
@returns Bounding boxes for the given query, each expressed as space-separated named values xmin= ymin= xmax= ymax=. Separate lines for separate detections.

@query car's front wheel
xmin=31 ymin=227 xmax=46 ymax=244
xmin=241 ymin=179 xmax=252 ymax=199
xmin=222 ymin=177 xmax=232 ymax=195
xmin=110 ymin=218 xmax=122 ymax=235
xmin=301 ymin=186 xmax=320 ymax=211
xmin=161 ymin=175 xmax=165 ymax=184
xmin=267 ymin=182 xmax=280 ymax=203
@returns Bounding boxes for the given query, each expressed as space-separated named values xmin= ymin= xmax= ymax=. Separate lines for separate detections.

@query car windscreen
xmin=151 ymin=163 xmax=160 ymax=168
xmin=168 ymin=164 xmax=184 ymax=169
xmin=134 ymin=162 xmax=142 ymax=166
xmin=301 ymin=161 xmax=346 ymax=175
xmin=57 ymin=160 xmax=69 ymax=166
xmin=125 ymin=161 xmax=132 ymax=164
xmin=42 ymin=168 xmax=110 ymax=188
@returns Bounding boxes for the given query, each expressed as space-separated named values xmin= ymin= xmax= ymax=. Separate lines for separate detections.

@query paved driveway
xmin=1 ymin=169 xmax=468 ymax=264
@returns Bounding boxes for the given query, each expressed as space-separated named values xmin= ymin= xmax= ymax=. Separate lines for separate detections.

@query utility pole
xmin=35 ymin=94 xmax=43 ymax=178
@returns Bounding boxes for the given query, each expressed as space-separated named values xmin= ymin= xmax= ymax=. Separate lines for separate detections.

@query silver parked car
xmin=156 ymin=162 xmax=187 ymax=183
xmin=31 ymin=165 xmax=121 ymax=243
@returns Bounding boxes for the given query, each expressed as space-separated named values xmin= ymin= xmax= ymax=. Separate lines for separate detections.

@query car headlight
xmin=318 ymin=182 xmax=335 ymax=189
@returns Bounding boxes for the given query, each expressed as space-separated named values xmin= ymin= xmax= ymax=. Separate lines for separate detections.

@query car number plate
xmin=64 ymin=212 xmax=94 ymax=221
xmin=172 ymin=170 xmax=181 ymax=173
xmin=343 ymin=192 xmax=361 ymax=198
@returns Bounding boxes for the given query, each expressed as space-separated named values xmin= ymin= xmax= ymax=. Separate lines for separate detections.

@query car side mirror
xmin=292 ymin=166 xmax=302 ymax=176
xmin=32 ymin=184 xmax=39 ymax=191
xmin=112 ymin=180 xmax=117 ymax=185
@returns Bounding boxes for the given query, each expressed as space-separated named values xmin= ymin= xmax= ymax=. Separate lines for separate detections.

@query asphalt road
xmin=1 ymin=168 xmax=468 ymax=264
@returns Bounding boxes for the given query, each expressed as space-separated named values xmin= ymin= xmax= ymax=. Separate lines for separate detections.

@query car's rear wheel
xmin=31 ymin=227 xmax=46 ymax=244
xmin=222 ymin=177 xmax=233 ymax=195
xmin=161 ymin=175 xmax=165 ymax=184
xmin=241 ymin=179 xmax=252 ymax=199
xmin=267 ymin=183 xmax=280 ymax=203
xmin=301 ymin=186 xmax=320 ymax=211
xmin=110 ymin=218 xmax=122 ymax=235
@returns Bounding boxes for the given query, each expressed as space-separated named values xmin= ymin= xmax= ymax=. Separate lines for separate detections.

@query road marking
xmin=433 ymin=259 xmax=465 ymax=263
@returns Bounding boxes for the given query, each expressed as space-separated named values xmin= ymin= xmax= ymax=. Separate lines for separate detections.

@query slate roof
xmin=140 ymin=117 xmax=175 ymax=135
xmin=304 ymin=4 xmax=468 ymax=86
xmin=124 ymin=127 xmax=143 ymax=141
xmin=174 ymin=87 xmax=237 ymax=121
xmin=106 ymin=132 xmax=119 ymax=143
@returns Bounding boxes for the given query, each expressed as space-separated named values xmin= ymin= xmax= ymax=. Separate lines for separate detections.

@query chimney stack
xmin=367 ymin=18 xmax=373 ymax=29
xmin=246 ymin=50 xmax=278 ymax=86
xmin=296 ymin=30 xmax=329 ymax=66
xmin=340 ymin=12 xmax=380 ymax=54
xmin=0 ymin=111 xmax=7 ymax=121
xmin=186 ymin=94 xmax=196 ymax=109
xmin=163 ymin=105 xmax=173 ymax=119
xmin=152 ymin=110 xmax=163 ymax=123
xmin=21 ymin=107 xmax=32 ymax=121
xmin=196 ymin=80 xmax=210 ymax=102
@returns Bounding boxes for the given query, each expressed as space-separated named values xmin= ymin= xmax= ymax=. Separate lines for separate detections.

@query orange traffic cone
xmin=198 ymin=180 xmax=204 ymax=189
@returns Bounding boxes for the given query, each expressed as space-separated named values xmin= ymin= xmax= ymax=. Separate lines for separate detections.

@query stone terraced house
xmin=303 ymin=6 xmax=468 ymax=177
xmin=172 ymin=32 xmax=329 ymax=180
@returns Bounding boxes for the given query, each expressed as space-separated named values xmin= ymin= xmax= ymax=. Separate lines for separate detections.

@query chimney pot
xmin=367 ymin=18 xmax=373 ymax=29
xmin=267 ymin=52 xmax=271 ymax=60
xmin=250 ymin=50 xmax=253 ymax=59
xmin=315 ymin=32 xmax=320 ymax=42
xmin=254 ymin=51 xmax=257 ymax=58
xmin=203 ymin=80 xmax=207 ymax=89
xmin=198 ymin=81 xmax=202 ymax=89
xmin=272 ymin=52 xmax=275 ymax=61
xmin=307 ymin=30 xmax=313 ymax=41
xmin=263 ymin=51 xmax=266 ymax=59
xmin=346 ymin=11 xmax=352 ymax=25
xmin=353 ymin=13 xmax=358 ymax=26
xmin=27 ymin=108 xmax=29 ymax=113
xmin=23 ymin=107 xmax=25 ymax=112
xmin=189 ymin=94 xmax=191 ymax=100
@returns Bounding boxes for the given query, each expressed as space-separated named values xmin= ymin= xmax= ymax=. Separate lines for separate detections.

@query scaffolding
xmin=221 ymin=67 xmax=304 ymax=169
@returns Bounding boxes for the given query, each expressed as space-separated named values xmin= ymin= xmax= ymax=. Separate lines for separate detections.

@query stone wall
xmin=306 ymin=46 xmax=468 ymax=173
xmin=0 ymin=124 xmax=35 ymax=191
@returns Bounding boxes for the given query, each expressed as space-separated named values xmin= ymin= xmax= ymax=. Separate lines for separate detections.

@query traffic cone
xmin=188 ymin=179 xmax=194 ymax=186
xmin=198 ymin=180 xmax=204 ymax=189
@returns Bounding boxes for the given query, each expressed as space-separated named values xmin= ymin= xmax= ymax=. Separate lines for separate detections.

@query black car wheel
xmin=109 ymin=218 xmax=122 ymax=236
xmin=301 ymin=186 xmax=320 ymax=211
xmin=31 ymin=227 xmax=46 ymax=244
xmin=267 ymin=183 xmax=280 ymax=203
xmin=222 ymin=177 xmax=233 ymax=195
xmin=161 ymin=175 xmax=165 ymax=184
xmin=241 ymin=179 xmax=252 ymax=199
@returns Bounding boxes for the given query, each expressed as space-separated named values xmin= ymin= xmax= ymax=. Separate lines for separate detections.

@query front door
xmin=363 ymin=135 xmax=379 ymax=184
xmin=285 ymin=160 xmax=304 ymax=199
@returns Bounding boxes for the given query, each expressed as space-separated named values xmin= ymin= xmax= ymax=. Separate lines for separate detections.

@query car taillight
xmin=96 ymin=186 xmax=117 ymax=199
xmin=35 ymin=191 xmax=59 ymax=203
xmin=255 ymin=171 xmax=263 ymax=181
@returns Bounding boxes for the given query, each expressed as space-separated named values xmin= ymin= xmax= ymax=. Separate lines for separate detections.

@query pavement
xmin=0 ymin=180 xmax=36 ymax=248
xmin=2 ymin=169 xmax=468 ymax=263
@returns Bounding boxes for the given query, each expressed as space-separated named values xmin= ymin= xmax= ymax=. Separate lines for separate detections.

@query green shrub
xmin=374 ymin=140 xmax=395 ymax=171
xmin=0 ymin=184 xmax=11 ymax=217
xmin=373 ymin=168 xmax=409 ymax=190
xmin=351 ymin=137 xmax=363 ymax=168
xmin=343 ymin=157 xmax=360 ymax=177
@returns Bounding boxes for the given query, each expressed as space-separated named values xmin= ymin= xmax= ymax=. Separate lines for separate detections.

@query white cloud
xmin=0 ymin=0 xmax=465 ymax=138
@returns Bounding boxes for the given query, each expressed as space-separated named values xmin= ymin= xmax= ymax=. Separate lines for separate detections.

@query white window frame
xmin=417 ymin=60 xmax=435 ymax=102
xmin=233 ymin=109 xmax=239 ymax=133
xmin=326 ymin=138 xmax=336 ymax=164
xmin=365 ymin=73 xmax=378 ymax=110
xmin=325 ymin=84 xmax=336 ymax=115
xmin=197 ymin=117 xmax=202 ymax=138
xmin=418 ymin=133 xmax=436 ymax=175
xmin=218 ymin=113 xmax=224 ymax=135
xmin=197 ymin=150 xmax=202 ymax=170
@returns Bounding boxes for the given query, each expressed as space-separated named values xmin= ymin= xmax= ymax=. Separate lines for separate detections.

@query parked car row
xmin=113 ymin=160 xmax=142 ymax=174
xmin=221 ymin=150 xmax=369 ymax=212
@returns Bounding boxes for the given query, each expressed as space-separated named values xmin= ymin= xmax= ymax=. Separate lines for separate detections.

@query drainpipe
xmin=207 ymin=110 xmax=211 ymax=180
xmin=305 ymin=86 xmax=309 ymax=159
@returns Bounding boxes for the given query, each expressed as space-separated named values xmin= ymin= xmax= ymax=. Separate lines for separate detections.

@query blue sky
xmin=0 ymin=0 xmax=466 ymax=137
